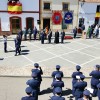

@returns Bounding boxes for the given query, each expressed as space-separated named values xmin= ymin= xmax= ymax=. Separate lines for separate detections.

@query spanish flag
xmin=8 ymin=2 xmax=22 ymax=14
xmin=96 ymin=12 xmax=100 ymax=17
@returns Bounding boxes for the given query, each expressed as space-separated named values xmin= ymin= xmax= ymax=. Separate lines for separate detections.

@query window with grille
xmin=44 ymin=3 xmax=50 ymax=10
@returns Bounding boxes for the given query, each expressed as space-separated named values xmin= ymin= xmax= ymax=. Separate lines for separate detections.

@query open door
xmin=10 ymin=17 xmax=21 ymax=34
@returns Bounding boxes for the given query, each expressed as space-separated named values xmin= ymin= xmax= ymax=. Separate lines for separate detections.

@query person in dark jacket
xmin=74 ymin=74 xmax=87 ymax=100
xmin=31 ymin=63 xmax=43 ymax=94
xmin=14 ymin=35 xmax=21 ymax=56
xmin=51 ymin=74 xmax=64 ymax=95
xmin=78 ymin=90 xmax=92 ymax=100
xmin=72 ymin=65 xmax=83 ymax=96
xmin=73 ymin=26 xmax=77 ymax=38
xmin=26 ymin=72 xmax=40 ymax=100
xmin=54 ymin=30 xmax=59 ymax=44
xmin=21 ymin=87 xmax=36 ymax=100
xmin=40 ymin=30 xmax=45 ymax=44
xmin=52 ymin=65 xmax=64 ymax=81
xmin=50 ymin=87 xmax=65 ymax=100
xmin=48 ymin=29 xmax=52 ymax=43
xmin=97 ymin=83 xmax=100 ymax=100
xmin=61 ymin=30 xmax=65 ymax=43
xmin=89 ymin=64 xmax=100 ymax=97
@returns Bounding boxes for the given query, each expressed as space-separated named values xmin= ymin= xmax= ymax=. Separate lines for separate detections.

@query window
xmin=44 ymin=3 xmax=50 ymax=10
xmin=63 ymin=3 xmax=69 ymax=11
xmin=26 ymin=17 xmax=34 ymax=30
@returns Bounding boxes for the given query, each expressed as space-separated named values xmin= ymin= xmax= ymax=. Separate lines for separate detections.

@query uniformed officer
xmin=89 ymin=65 xmax=100 ymax=96
xmin=3 ymin=35 xmax=7 ymax=53
xmin=61 ymin=30 xmax=65 ymax=43
xmin=52 ymin=65 xmax=63 ymax=81
xmin=40 ymin=30 xmax=45 ymax=44
xmin=78 ymin=90 xmax=91 ymax=100
xmin=97 ymin=83 xmax=100 ymax=100
xmin=50 ymin=87 xmax=65 ymax=100
xmin=14 ymin=35 xmax=21 ymax=56
xmin=21 ymin=87 xmax=36 ymax=100
xmin=23 ymin=27 xmax=28 ymax=40
xmin=47 ymin=29 xmax=52 ymax=43
xmin=51 ymin=74 xmax=64 ymax=95
xmin=72 ymin=65 xmax=83 ymax=96
xmin=31 ymin=63 xmax=43 ymax=94
xmin=26 ymin=72 xmax=40 ymax=100
xmin=74 ymin=74 xmax=87 ymax=100
xmin=28 ymin=28 xmax=32 ymax=40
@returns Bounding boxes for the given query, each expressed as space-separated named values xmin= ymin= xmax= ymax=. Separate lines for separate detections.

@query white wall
xmin=78 ymin=2 xmax=100 ymax=30
xmin=0 ymin=0 xmax=40 ymax=31
xmin=0 ymin=13 xmax=39 ymax=31
xmin=0 ymin=0 xmax=39 ymax=11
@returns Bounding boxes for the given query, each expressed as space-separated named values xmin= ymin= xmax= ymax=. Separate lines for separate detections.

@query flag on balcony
xmin=7 ymin=2 xmax=22 ymax=14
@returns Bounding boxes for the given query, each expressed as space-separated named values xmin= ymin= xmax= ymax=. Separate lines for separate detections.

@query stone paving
xmin=0 ymin=35 xmax=100 ymax=77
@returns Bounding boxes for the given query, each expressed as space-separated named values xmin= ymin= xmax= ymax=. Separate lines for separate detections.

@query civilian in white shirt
xmin=3 ymin=35 xmax=7 ymax=53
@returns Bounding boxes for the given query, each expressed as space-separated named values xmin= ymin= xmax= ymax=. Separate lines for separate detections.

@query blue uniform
xmin=90 ymin=70 xmax=100 ymax=89
xmin=26 ymin=79 xmax=40 ymax=100
xmin=52 ymin=71 xmax=63 ymax=81
xmin=51 ymin=96 xmax=65 ymax=100
xmin=61 ymin=32 xmax=65 ymax=43
xmin=40 ymin=32 xmax=45 ymax=44
xmin=74 ymin=81 xmax=87 ymax=100
xmin=21 ymin=96 xmax=36 ymax=100
xmin=32 ymin=68 xmax=43 ymax=82
xmin=72 ymin=71 xmax=82 ymax=96
xmin=51 ymin=80 xmax=64 ymax=94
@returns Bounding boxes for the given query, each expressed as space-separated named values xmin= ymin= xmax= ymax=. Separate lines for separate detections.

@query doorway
xmin=10 ymin=17 xmax=21 ymax=34
xmin=26 ymin=17 xmax=34 ymax=30
xmin=43 ymin=18 xmax=50 ymax=29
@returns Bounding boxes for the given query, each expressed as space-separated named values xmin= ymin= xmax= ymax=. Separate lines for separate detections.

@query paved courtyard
xmin=0 ymin=35 xmax=100 ymax=77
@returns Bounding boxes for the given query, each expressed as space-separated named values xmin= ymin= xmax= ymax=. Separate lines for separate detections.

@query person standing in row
xmin=31 ymin=63 xmax=43 ymax=94
xmin=51 ymin=74 xmax=64 ymax=95
xmin=14 ymin=35 xmax=21 ymax=56
xmin=40 ymin=30 xmax=45 ymax=44
xmin=73 ymin=26 xmax=77 ymax=38
xmin=48 ymin=29 xmax=52 ymax=43
xmin=23 ymin=27 xmax=28 ymax=40
xmin=54 ymin=30 xmax=59 ymax=44
xmin=33 ymin=27 xmax=37 ymax=40
xmin=3 ymin=35 xmax=7 ymax=53
xmin=72 ymin=65 xmax=83 ymax=96
xmin=89 ymin=65 xmax=100 ymax=97
xmin=26 ymin=72 xmax=40 ymax=100
xmin=74 ymin=74 xmax=87 ymax=100
xmin=21 ymin=87 xmax=36 ymax=100
xmin=51 ymin=65 xmax=64 ymax=81
xmin=50 ymin=87 xmax=65 ymax=100
xmin=61 ymin=30 xmax=65 ymax=43
xmin=28 ymin=28 xmax=32 ymax=40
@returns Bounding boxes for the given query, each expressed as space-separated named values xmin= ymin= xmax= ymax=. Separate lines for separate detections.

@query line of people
xmin=40 ymin=29 xmax=65 ymax=44
xmin=21 ymin=63 xmax=100 ymax=100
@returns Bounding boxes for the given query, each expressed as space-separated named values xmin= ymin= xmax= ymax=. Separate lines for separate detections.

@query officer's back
xmin=50 ymin=87 xmax=65 ymax=100
xmin=89 ymin=65 xmax=100 ymax=88
xmin=52 ymin=65 xmax=63 ymax=80
xmin=21 ymin=87 xmax=36 ymax=100
xmin=31 ymin=63 xmax=43 ymax=81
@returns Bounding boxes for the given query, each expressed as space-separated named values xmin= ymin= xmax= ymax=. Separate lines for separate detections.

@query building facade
xmin=40 ymin=0 xmax=79 ymax=32
xmin=0 ymin=0 xmax=40 ymax=35
xmin=78 ymin=0 xmax=100 ymax=30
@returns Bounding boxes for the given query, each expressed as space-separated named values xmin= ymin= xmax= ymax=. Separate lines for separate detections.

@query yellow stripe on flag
xmin=96 ymin=12 xmax=100 ymax=17
xmin=8 ymin=5 xmax=22 ymax=12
